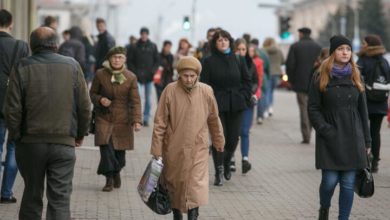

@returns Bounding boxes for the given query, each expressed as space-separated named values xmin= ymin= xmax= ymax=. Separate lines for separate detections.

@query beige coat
xmin=150 ymin=81 xmax=225 ymax=213
xmin=90 ymin=68 xmax=142 ymax=150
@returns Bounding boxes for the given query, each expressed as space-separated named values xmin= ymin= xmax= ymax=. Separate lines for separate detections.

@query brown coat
xmin=150 ymin=81 xmax=225 ymax=213
xmin=90 ymin=68 xmax=142 ymax=150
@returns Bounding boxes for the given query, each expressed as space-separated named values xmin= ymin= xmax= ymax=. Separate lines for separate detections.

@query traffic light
xmin=279 ymin=16 xmax=291 ymax=39
xmin=183 ymin=16 xmax=191 ymax=31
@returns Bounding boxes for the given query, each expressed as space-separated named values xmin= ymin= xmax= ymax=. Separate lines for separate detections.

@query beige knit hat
xmin=176 ymin=56 xmax=202 ymax=75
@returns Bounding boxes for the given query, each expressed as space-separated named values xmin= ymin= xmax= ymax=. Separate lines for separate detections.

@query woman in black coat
xmin=200 ymin=30 xmax=252 ymax=186
xmin=308 ymin=36 xmax=371 ymax=220
xmin=357 ymin=34 xmax=389 ymax=173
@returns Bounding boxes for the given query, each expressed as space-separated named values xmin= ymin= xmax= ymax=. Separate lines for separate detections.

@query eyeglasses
xmin=110 ymin=55 xmax=126 ymax=60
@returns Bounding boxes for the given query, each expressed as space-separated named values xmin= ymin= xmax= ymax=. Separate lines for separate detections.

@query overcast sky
xmin=105 ymin=0 xmax=280 ymax=48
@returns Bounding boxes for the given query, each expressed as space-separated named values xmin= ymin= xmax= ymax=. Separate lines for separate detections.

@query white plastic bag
xmin=137 ymin=157 xmax=164 ymax=202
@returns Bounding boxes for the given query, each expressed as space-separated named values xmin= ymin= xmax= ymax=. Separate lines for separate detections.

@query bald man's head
xmin=30 ymin=27 xmax=58 ymax=53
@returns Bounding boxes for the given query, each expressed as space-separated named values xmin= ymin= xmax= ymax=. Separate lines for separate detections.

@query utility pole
xmin=191 ymin=0 xmax=197 ymax=44
xmin=352 ymin=0 xmax=360 ymax=51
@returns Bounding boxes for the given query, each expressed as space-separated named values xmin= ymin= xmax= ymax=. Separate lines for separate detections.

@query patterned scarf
xmin=102 ymin=60 xmax=127 ymax=85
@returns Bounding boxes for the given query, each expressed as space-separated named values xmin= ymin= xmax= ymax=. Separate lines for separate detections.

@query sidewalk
xmin=1 ymin=90 xmax=389 ymax=219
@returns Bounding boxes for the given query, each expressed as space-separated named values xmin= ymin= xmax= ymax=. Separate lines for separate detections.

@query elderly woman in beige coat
xmin=90 ymin=46 xmax=142 ymax=192
xmin=150 ymin=56 xmax=225 ymax=220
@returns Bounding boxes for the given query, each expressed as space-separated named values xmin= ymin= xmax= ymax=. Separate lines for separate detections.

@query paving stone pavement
xmin=0 ymin=90 xmax=389 ymax=220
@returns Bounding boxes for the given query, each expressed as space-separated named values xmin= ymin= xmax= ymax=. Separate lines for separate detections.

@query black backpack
xmin=365 ymin=58 xmax=390 ymax=102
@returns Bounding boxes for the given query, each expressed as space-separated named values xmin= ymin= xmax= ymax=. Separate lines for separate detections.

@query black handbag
xmin=354 ymin=155 xmax=374 ymax=198
xmin=145 ymin=181 xmax=172 ymax=215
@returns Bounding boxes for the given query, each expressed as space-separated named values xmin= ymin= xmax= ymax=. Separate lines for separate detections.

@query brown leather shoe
xmin=114 ymin=173 xmax=121 ymax=188
xmin=102 ymin=177 xmax=114 ymax=192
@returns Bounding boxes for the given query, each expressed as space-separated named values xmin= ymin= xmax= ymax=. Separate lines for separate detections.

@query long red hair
xmin=318 ymin=53 xmax=364 ymax=92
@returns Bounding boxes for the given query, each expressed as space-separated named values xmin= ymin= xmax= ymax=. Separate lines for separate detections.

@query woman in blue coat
xmin=357 ymin=35 xmax=389 ymax=173
xmin=308 ymin=35 xmax=371 ymax=220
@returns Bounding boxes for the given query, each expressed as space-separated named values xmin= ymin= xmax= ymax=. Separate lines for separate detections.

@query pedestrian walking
xmin=0 ymin=9 xmax=29 ymax=204
xmin=4 ymin=26 xmax=91 ymax=220
xmin=127 ymin=27 xmax=159 ymax=126
xmin=42 ymin=15 xmax=58 ymax=31
xmin=263 ymin=37 xmax=284 ymax=116
xmin=200 ymin=29 xmax=252 ymax=186
xmin=250 ymin=38 xmax=271 ymax=124
xmin=81 ymin=30 xmax=96 ymax=85
xmin=95 ymin=18 xmax=115 ymax=70
xmin=90 ymin=46 xmax=142 ymax=192
xmin=155 ymin=40 xmax=174 ymax=101
xmin=198 ymin=28 xmax=216 ymax=61
xmin=286 ymin=27 xmax=321 ymax=144
xmin=58 ymin=26 xmax=86 ymax=72
xmin=173 ymin=38 xmax=193 ymax=78
xmin=150 ymin=56 xmax=225 ymax=220
xmin=231 ymin=38 xmax=260 ymax=174
xmin=357 ymin=34 xmax=389 ymax=173
xmin=308 ymin=35 xmax=371 ymax=220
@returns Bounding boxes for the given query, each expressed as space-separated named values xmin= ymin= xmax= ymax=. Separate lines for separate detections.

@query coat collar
xmin=357 ymin=45 xmax=386 ymax=57
xmin=0 ymin=31 xmax=13 ymax=38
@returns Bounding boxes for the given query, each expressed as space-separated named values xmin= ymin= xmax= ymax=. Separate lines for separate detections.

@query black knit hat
xmin=329 ymin=35 xmax=352 ymax=55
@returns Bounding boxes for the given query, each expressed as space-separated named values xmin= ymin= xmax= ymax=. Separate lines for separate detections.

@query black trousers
xmin=369 ymin=114 xmax=385 ymax=160
xmin=98 ymin=142 xmax=125 ymax=177
xmin=212 ymin=111 xmax=243 ymax=173
xmin=15 ymin=143 xmax=75 ymax=220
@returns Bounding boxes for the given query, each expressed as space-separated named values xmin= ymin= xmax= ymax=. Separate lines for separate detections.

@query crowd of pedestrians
xmin=0 ymin=8 xmax=389 ymax=220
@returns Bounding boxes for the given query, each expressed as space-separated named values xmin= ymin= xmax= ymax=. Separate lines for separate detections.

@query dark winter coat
xmin=308 ymin=74 xmax=371 ymax=170
xmin=127 ymin=39 xmax=159 ymax=84
xmin=159 ymin=52 xmax=174 ymax=88
xmin=95 ymin=31 xmax=116 ymax=69
xmin=4 ymin=51 xmax=91 ymax=146
xmin=0 ymin=32 xmax=29 ymax=118
xmin=245 ymin=55 xmax=259 ymax=95
xmin=200 ymin=51 xmax=252 ymax=113
xmin=286 ymin=37 xmax=321 ymax=93
xmin=357 ymin=46 xmax=389 ymax=115
xmin=58 ymin=39 xmax=86 ymax=72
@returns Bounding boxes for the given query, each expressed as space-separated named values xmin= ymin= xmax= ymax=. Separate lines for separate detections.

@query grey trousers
xmin=296 ymin=92 xmax=312 ymax=142
xmin=15 ymin=143 xmax=76 ymax=220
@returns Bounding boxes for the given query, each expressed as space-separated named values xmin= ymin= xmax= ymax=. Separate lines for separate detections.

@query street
xmin=1 ymin=89 xmax=389 ymax=220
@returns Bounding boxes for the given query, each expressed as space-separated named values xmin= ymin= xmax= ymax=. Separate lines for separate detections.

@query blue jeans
xmin=257 ymin=75 xmax=271 ymax=118
xmin=138 ymin=82 xmax=153 ymax=123
xmin=320 ymin=170 xmax=356 ymax=220
xmin=0 ymin=119 xmax=18 ymax=198
xmin=240 ymin=107 xmax=254 ymax=158
xmin=268 ymin=75 xmax=280 ymax=107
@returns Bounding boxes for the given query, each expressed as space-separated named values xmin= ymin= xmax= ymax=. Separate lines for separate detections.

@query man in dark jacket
xmin=58 ymin=26 xmax=86 ymax=72
xmin=0 ymin=9 xmax=29 ymax=204
xmin=3 ymin=27 xmax=91 ymax=220
xmin=286 ymin=27 xmax=321 ymax=144
xmin=127 ymin=27 xmax=159 ymax=126
xmin=95 ymin=18 xmax=115 ymax=70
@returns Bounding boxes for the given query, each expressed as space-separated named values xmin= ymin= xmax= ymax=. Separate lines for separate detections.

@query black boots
xmin=318 ymin=208 xmax=329 ymax=220
xmin=114 ymin=173 xmax=121 ymax=188
xmin=188 ymin=207 xmax=199 ymax=220
xmin=102 ymin=177 xmax=114 ymax=192
xmin=173 ymin=209 xmax=183 ymax=220
xmin=242 ymin=160 xmax=252 ymax=174
xmin=223 ymin=160 xmax=232 ymax=181
xmin=172 ymin=208 xmax=199 ymax=220
xmin=214 ymin=165 xmax=224 ymax=186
